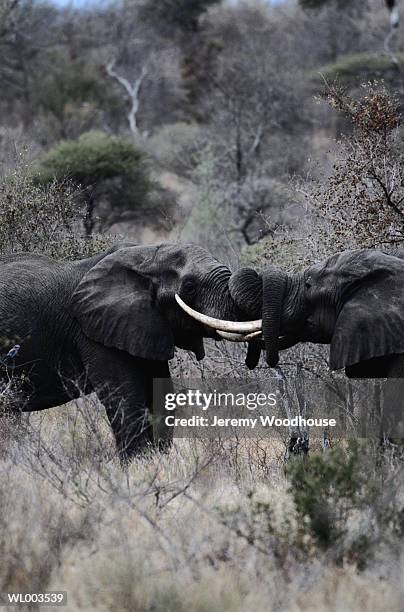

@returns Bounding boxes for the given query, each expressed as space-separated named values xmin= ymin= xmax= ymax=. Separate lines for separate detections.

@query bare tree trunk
xmin=84 ymin=192 xmax=96 ymax=236
xmin=106 ymin=60 xmax=147 ymax=138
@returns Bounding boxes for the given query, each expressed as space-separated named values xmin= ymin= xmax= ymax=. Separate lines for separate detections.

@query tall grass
xmin=0 ymin=394 xmax=402 ymax=612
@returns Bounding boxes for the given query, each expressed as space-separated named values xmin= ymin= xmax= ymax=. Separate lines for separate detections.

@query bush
xmin=218 ymin=442 xmax=403 ymax=570
xmin=0 ymin=153 xmax=115 ymax=259
xmin=313 ymin=53 xmax=404 ymax=90
xmin=147 ymin=122 xmax=204 ymax=176
xmin=313 ymin=81 xmax=403 ymax=251
xmin=286 ymin=442 xmax=404 ymax=565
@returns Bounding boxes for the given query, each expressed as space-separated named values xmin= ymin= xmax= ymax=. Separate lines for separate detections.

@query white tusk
xmin=217 ymin=330 xmax=262 ymax=342
xmin=175 ymin=294 xmax=262 ymax=333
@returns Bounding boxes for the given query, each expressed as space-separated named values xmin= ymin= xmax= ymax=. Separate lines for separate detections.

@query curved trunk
xmin=205 ymin=265 xmax=238 ymax=319
xmin=229 ymin=268 xmax=262 ymax=317
xmin=228 ymin=268 xmax=263 ymax=369
xmin=261 ymin=269 xmax=288 ymax=367
xmin=229 ymin=267 xmax=288 ymax=368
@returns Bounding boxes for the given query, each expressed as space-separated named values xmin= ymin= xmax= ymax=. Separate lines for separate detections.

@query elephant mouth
xmin=174 ymin=294 xmax=263 ymax=340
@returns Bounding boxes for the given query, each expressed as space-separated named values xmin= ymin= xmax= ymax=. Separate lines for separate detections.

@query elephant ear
xmin=72 ymin=245 xmax=175 ymax=361
xmin=330 ymin=251 xmax=404 ymax=370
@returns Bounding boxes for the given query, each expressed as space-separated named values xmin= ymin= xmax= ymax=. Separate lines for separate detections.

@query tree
xmin=299 ymin=0 xmax=350 ymax=7
xmin=243 ymin=80 xmax=404 ymax=273
xmin=300 ymin=0 xmax=400 ymax=30
xmin=105 ymin=61 xmax=147 ymax=138
xmin=314 ymin=81 xmax=404 ymax=250
xmin=0 ymin=0 xmax=60 ymax=128
xmin=0 ymin=0 xmax=19 ymax=39
xmin=183 ymin=3 xmax=313 ymax=250
xmin=36 ymin=131 xmax=153 ymax=235
xmin=95 ymin=0 xmax=186 ymax=137
xmin=139 ymin=0 xmax=222 ymax=34
xmin=33 ymin=52 xmax=121 ymax=142
xmin=300 ymin=0 xmax=397 ymax=13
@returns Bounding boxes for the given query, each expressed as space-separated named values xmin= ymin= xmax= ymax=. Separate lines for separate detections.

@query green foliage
xmin=37 ymin=131 xmax=147 ymax=187
xmin=299 ymin=0 xmax=350 ymax=8
xmin=140 ymin=0 xmax=221 ymax=32
xmin=287 ymin=443 xmax=365 ymax=549
xmin=286 ymin=442 xmax=404 ymax=565
xmin=219 ymin=442 xmax=403 ymax=569
xmin=36 ymin=131 xmax=154 ymax=233
xmin=314 ymin=53 xmax=404 ymax=89
xmin=165 ymin=0 xmax=221 ymax=21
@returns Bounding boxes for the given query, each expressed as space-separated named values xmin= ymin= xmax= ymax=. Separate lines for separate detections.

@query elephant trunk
xmin=208 ymin=266 xmax=237 ymax=317
xmin=261 ymin=268 xmax=288 ymax=367
xmin=228 ymin=268 xmax=262 ymax=368
xmin=229 ymin=267 xmax=288 ymax=368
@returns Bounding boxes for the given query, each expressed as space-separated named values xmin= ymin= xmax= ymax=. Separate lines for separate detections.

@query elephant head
xmin=225 ymin=249 xmax=404 ymax=374
xmin=72 ymin=243 xmax=258 ymax=361
xmin=173 ymin=259 xmax=288 ymax=369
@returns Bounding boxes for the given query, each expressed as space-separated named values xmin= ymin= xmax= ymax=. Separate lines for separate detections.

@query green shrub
xmin=313 ymin=53 xmax=404 ymax=90
xmin=286 ymin=442 xmax=404 ymax=565
xmin=287 ymin=444 xmax=365 ymax=549
xmin=35 ymin=131 xmax=154 ymax=234
xmin=218 ymin=442 xmax=403 ymax=570
xmin=37 ymin=131 xmax=146 ymax=184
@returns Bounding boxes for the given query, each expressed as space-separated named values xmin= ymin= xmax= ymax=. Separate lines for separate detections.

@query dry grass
xmin=0 ymin=395 xmax=402 ymax=612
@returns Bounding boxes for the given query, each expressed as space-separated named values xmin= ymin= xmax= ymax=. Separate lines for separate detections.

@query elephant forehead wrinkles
xmin=155 ymin=244 xmax=187 ymax=269
xmin=181 ymin=244 xmax=225 ymax=268
xmin=149 ymin=244 xmax=219 ymax=276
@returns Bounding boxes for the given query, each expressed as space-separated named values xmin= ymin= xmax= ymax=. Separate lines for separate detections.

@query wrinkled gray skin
xmin=229 ymin=249 xmax=404 ymax=378
xmin=0 ymin=243 xmax=237 ymax=460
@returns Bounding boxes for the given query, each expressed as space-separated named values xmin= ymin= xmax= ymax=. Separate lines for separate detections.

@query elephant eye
xmin=305 ymin=277 xmax=312 ymax=289
xmin=181 ymin=277 xmax=197 ymax=299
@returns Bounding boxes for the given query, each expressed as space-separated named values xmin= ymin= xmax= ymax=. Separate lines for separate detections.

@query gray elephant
xmin=179 ymin=248 xmax=404 ymax=377
xmin=178 ymin=248 xmax=404 ymax=448
xmin=217 ymin=248 xmax=404 ymax=378
xmin=0 ymin=243 xmax=251 ymax=460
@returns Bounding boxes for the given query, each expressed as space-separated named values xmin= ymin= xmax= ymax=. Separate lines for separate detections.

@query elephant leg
xmin=77 ymin=338 xmax=161 ymax=460
xmin=144 ymin=359 xmax=173 ymax=452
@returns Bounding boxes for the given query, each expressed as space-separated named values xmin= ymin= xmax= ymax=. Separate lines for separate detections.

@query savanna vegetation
xmin=0 ymin=0 xmax=403 ymax=610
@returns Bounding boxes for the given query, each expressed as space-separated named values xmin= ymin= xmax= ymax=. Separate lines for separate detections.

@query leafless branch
xmin=106 ymin=59 xmax=148 ymax=138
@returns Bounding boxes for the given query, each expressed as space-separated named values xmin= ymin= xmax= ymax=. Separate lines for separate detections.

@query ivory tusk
xmin=175 ymin=294 xmax=262 ymax=333
xmin=216 ymin=330 xmax=263 ymax=342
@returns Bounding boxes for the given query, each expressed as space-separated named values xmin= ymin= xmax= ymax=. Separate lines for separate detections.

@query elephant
xmin=178 ymin=248 xmax=404 ymax=448
xmin=198 ymin=248 xmax=404 ymax=379
xmin=0 ymin=243 xmax=254 ymax=460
